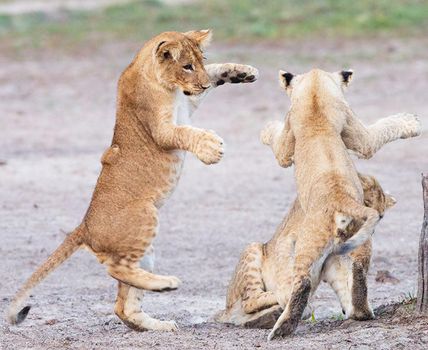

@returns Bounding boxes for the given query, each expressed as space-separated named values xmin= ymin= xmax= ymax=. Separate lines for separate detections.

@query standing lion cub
xmin=7 ymin=30 xmax=258 ymax=331
xmin=260 ymin=68 xmax=420 ymax=339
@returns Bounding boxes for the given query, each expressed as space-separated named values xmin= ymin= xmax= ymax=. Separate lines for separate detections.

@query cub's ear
xmin=385 ymin=194 xmax=397 ymax=209
xmin=155 ymin=41 xmax=181 ymax=61
xmin=184 ymin=29 xmax=212 ymax=48
xmin=279 ymin=70 xmax=294 ymax=92
xmin=357 ymin=173 xmax=373 ymax=190
xmin=341 ymin=69 xmax=354 ymax=86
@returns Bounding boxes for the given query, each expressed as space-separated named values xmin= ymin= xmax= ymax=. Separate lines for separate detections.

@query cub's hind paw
xmin=158 ymin=320 xmax=179 ymax=332
xmin=267 ymin=318 xmax=297 ymax=340
xmin=214 ymin=63 xmax=258 ymax=86
xmin=244 ymin=305 xmax=282 ymax=329
xmin=151 ymin=275 xmax=181 ymax=292
xmin=350 ymin=308 xmax=375 ymax=321
xmin=120 ymin=316 xmax=179 ymax=332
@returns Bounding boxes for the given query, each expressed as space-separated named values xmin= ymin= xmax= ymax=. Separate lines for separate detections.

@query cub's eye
xmin=183 ymin=64 xmax=194 ymax=71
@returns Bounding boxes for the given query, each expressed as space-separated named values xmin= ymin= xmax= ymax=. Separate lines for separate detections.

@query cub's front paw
xmin=214 ymin=63 xmax=258 ymax=86
xmin=394 ymin=113 xmax=421 ymax=138
xmin=277 ymin=154 xmax=294 ymax=168
xmin=260 ymin=121 xmax=282 ymax=146
xmin=195 ymin=131 xmax=224 ymax=165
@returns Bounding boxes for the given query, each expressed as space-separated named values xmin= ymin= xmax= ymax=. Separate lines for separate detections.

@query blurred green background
xmin=0 ymin=0 xmax=427 ymax=49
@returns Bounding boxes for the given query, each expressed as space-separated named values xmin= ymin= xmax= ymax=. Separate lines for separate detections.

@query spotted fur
xmin=7 ymin=30 xmax=258 ymax=331
xmin=215 ymin=173 xmax=395 ymax=329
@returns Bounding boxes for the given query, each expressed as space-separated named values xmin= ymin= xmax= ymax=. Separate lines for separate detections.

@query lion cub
xmin=7 ymin=30 xmax=258 ymax=331
xmin=216 ymin=173 xmax=396 ymax=328
xmin=260 ymin=68 xmax=420 ymax=339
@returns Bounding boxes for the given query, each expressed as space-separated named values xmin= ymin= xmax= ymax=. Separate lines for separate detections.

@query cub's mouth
xmin=183 ymin=85 xmax=210 ymax=96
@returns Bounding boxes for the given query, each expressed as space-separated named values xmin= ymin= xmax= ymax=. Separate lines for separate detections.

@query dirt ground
xmin=1 ymin=36 xmax=428 ymax=349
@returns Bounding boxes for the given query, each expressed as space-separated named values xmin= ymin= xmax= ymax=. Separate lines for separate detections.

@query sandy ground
xmin=1 ymin=36 xmax=428 ymax=349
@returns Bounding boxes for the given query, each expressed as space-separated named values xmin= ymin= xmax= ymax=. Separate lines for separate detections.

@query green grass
xmin=330 ymin=312 xmax=345 ymax=321
xmin=1 ymin=0 xmax=427 ymax=49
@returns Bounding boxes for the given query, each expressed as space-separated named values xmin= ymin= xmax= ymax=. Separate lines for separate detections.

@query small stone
xmin=375 ymin=270 xmax=400 ymax=284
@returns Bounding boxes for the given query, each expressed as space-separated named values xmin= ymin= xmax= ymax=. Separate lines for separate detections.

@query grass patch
xmin=1 ymin=0 xmax=428 ymax=49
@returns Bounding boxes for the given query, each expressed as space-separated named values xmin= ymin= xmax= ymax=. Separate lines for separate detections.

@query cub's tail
xmin=335 ymin=199 xmax=380 ymax=255
xmin=7 ymin=226 xmax=84 ymax=324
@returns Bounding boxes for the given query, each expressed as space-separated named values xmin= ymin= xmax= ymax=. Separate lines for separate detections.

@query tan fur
xmin=259 ymin=69 xmax=418 ymax=340
xmin=323 ymin=174 xmax=397 ymax=321
xmin=7 ymin=30 xmax=258 ymax=330
xmin=215 ymin=174 xmax=395 ymax=328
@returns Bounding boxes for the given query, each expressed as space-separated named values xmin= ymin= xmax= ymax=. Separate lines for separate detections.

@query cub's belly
xmin=153 ymin=149 xmax=186 ymax=208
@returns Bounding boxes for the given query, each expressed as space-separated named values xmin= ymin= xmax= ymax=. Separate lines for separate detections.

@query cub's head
xmin=359 ymin=173 xmax=396 ymax=217
xmin=278 ymin=68 xmax=354 ymax=100
xmin=153 ymin=30 xmax=212 ymax=95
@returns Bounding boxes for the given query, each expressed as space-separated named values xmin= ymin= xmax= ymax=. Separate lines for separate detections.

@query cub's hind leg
xmin=102 ymin=202 xmax=181 ymax=291
xmin=322 ymin=254 xmax=354 ymax=317
xmin=269 ymin=223 xmax=331 ymax=340
xmin=107 ymin=258 xmax=180 ymax=292
xmin=217 ymin=243 xmax=278 ymax=327
xmin=322 ymin=241 xmax=374 ymax=321
xmin=114 ymin=283 xmax=178 ymax=332
xmin=348 ymin=241 xmax=374 ymax=320
xmin=114 ymin=247 xmax=178 ymax=332
xmin=239 ymin=243 xmax=280 ymax=329
xmin=239 ymin=243 xmax=278 ymax=315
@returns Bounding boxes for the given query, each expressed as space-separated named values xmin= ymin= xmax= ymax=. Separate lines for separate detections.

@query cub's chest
xmin=173 ymin=91 xmax=193 ymax=126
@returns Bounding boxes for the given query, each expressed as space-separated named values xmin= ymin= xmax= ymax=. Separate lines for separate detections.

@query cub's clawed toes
xmin=195 ymin=131 xmax=225 ymax=165
xmin=245 ymin=74 xmax=256 ymax=82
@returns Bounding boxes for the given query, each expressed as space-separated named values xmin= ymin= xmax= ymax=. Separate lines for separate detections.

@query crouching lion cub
xmin=7 ymin=30 xmax=258 ymax=332
xmin=215 ymin=173 xmax=396 ymax=328
xmin=261 ymin=68 xmax=420 ymax=340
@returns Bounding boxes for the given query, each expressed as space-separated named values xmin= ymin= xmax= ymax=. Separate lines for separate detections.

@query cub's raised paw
xmin=214 ymin=63 xmax=259 ymax=86
xmin=195 ymin=130 xmax=224 ymax=165
xmin=260 ymin=121 xmax=283 ymax=146
xmin=394 ymin=113 xmax=421 ymax=138
xmin=152 ymin=275 xmax=182 ymax=292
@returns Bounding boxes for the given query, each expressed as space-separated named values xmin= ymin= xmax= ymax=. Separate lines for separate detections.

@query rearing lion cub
xmin=260 ymin=68 xmax=420 ymax=339
xmin=7 ymin=30 xmax=258 ymax=331
xmin=215 ymin=173 xmax=396 ymax=328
